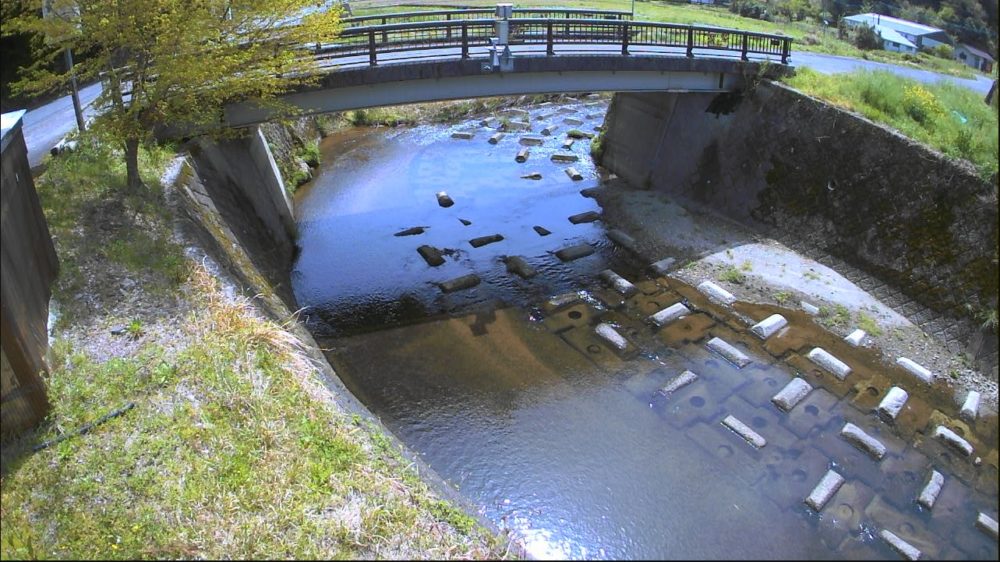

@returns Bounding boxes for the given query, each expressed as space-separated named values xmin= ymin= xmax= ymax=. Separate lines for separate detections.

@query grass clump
xmin=857 ymin=311 xmax=883 ymax=337
xmin=718 ymin=265 xmax=747 ymax=284
xmin=784 ymin=68 xmax=999 ymax=179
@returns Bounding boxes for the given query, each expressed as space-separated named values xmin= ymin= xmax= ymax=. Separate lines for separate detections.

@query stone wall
xmin=600 ymin=83 xmax=998 ymax=376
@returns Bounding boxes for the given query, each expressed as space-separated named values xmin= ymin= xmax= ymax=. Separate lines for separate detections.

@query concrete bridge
xmin=223 ymin=6 xmax=792 ymax=127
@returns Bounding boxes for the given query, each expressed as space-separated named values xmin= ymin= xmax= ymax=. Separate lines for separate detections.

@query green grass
xmin=784 ymin=68 xmax=999 ymax=178
xmin=718 ymin=265 xmax=747 ymax=284
xmin=857 ymin=311 xmax=883 ymax=337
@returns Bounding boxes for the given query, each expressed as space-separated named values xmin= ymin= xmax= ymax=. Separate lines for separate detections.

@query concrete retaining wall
xmin=600 ymin=83 xmax=998 ymax=376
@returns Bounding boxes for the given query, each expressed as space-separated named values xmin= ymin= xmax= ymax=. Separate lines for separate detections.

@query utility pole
xmin=64 ymin=48 xmax=86 ymax=132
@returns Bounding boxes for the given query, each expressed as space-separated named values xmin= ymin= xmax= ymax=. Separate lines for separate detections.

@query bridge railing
xmin=314 ymin=18 xmax=791 ymax=66
xmin=341 ymin=7 xmax=632 ymax=28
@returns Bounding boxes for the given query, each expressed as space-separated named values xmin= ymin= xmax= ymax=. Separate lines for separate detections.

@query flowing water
xmin=292 ymin=97 xmax=999 ymax=560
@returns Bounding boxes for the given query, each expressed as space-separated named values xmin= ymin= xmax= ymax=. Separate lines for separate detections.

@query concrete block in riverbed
xmin=977 ymin=513 xmax=999 ymax=539
xmin=550 ymin=152 xmax=579 ymax=162
xmin=807 ymin=347 xmax=852 ymax=380
xmin=722 ymin=415 xmax=767 ymax=449
xmin=595 ymin=323 xmax=629 ymax=353
xmin=505 ymin=120 xmax=531 ymax=131
xmin=469 ymin=234 xmax=504 ymax=248
xmin=451 ymin=131 xmax=474 ymax=140
xmin=557 ymin=106 xmax=577 ymax=114
xmin=800 ymin=301 xmax=821 ymax=315
xmin=896 ymin=357 xmax=934 ymax=384
xmin=488 ymin=132 xmax=505 ymax=144
xmin=706 ymin=337 xmax=751 ymax=368
xmin=394 ymin=226 xmax=426 ymax=237
xmin=771 ymin=377 xmax=812 ymax=412
xmin=917 ymin=470 xmax=944 ymax=510
xmin=565 ymin=167 xmax=583 ymax=181
xmin=697 ymin=280 xmax=736 ymax=306
xmin=563 ymin=117 xmax=584 ymax=126
xmin=599 ymin=270 xmax=638 ymax=297
xmin=750 ymin=314 xmax=787 ymax=340
xmin=959 ymin=391 xmax=980 ymax=422
xmin=534 ymin=112 xmax=553 ymax=121
xmin=516 ymin=148 xmax=530 ymax=163
xmin=580 ymin=187 xmax=601 ymax=198
xmin=649 ymin=257 xmax=676 ymax=276
xmin=520 ymin=172 xmax=542 ymax=180
xmin=658 ymin=370 xmax=698 ymax=398
xmin=459 ymin=218 xmax=472 ymax=226
xmin=533 ymin=225 xmax=551 ymax=236
xmin=555 ymin=244 xmax=594 ymax=262
xmin=805 ymin=470 xmax=845 ymax=511
xmin=933 ymin=425 xmax=973 ymax=456
xmin=519 ymin=136 xmax=544 ymax=146
xmin=648 ymin=303 xmax=690 ymax=327
xmin=501 ymin=108 xmax=529 ymax=117
xmin=503 ymin=255 xmax=536 ymax=279
xmin=561 ymin=138 xmax=575 ymax=150
xmin=417 ymin=245 xmax=445 ymax=267
xmin=541 ymin=124 xmax=560 ymax=136
xmin=586 ymin=112 xmax=604 ymax=119
xmin=568 ymin=211 xmax=600 ymax=224
xmin=480 ymin=117 xmax=500 ymax=128
xmin=845 ymin=329 xmax=866 ymax=346
xmin=546 ymin=292 xmax=583 ymax=311
xmin=840 ymin=422 xmax=887 ymax=460
xmin=606 ymin=229 xmax=638 ymax=253
xmin=436 ymin=191 xmax=454 ymax=207
xmin=879 ymin=530 xmax=922 ymax=561
xmin=877 ymin=387 xmax=909 ymax=422
xmin=438 ymin=274 xmax=480 ymax=293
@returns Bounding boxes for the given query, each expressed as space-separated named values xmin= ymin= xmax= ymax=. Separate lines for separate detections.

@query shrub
xmin=852 ymin=24 xmax=882 ymax=51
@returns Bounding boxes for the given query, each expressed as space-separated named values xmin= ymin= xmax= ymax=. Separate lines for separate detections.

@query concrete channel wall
xmin=1 ymin=111 xmax=59 ymax=439
xmin=599 ymin=83 xmax=999 ymax=376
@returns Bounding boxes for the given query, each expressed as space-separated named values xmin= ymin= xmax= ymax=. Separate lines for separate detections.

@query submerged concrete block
xmin=595 ymin=323 xmax=629 ymax=352
xmin=807 ymin=347 xmax=852 ymax=380
xmin=541 ymin=124 xmax=560 ymax=136
xmin=648 ymin=303 xmax=690 ymax=327
xmin=469 ymin=234 xmax=504 ymax=248
xmin=845 ymin=329 xmax=866 ymax=346
xmin=561 ymin=138 xmax=575 ymax=150
xmin=697 ymin=280 xmax=736 ymax=306
xmin=436 ymin=191 xmax=454 ymax=207
xmin=550 ymin=153 xmax=579 ymax=162
xmin=896 ymin=357 xmax=934 ymax=384
xmin=519 ymin=136 xmax=544 ymax=146
xmin=917 ymin=470 xmax=944 ymax=510
xmin=394 ymin=226 xmax=426 ymax=237
xmin=563 ymin=117 xmax=584 ymax=126
xmin=649 ymin=257 xmax=676 ymax=276
xmin=606 ymin=229 xmax=638 ymax=253
xmin=504 ymin=255 xmax=537 ymax=279
xmin=706 ymin=337 xmax=751 ymax=368
xmin=879 ymin=530 xmax=921 ymax=561
xmin=533 ymin=225 xmax=551 ymax=236
xmin=520 ymin=172 xmax=542 ymax=180
xmin=417 ymin=245 xmax=445 ymax=267
xmin=516 ymin=148 xmax=530 ymax=163
xmin=750 ymin=314 xmax=788 ymax=340
xmin=438 ymin=274 xmax=480 ymax=293
xmin=659 ymin=370 xmax=698 ymax=397
xmin=722 ymin=415 xmax=767 ymax=449
xmin=451 ymin=131 xmax=474 ymax=140
xmin=599 ymin=269 xmax=638 ymax=297
xmin=565 ymin=167 xmax=584 ymax=181
xmin=504 ymin=119 xmax=531 ymax=131
xmin=840 ymin=422 xmax=887 ymax=460
xmin=568 ymin=211 xmax=600 ymax=224
xmin=959 ymin=391 xmax=980 ymax=422
xmin=555 ymin=244 xmax=594 ymax=262
xmin=877 ymin=387 xmax=909 ymax=422
xmin=933 ymin=426 xmax=973 ymax=456
xmin=488 ymin=132 xmax=505 ymax=144
xmin=977 ymin=512 xmax=999 ymax=539
xmin=805 ymin=470 xmax=845 ymax=512
xmin=547 ymin=292 xmax=582 ymax=310
xmin=771 ymin=377 xmax=813 ymax=412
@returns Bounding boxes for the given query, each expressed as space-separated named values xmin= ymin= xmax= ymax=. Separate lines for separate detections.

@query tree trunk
xmin=124 ymin=137 xmax=143 ymax=192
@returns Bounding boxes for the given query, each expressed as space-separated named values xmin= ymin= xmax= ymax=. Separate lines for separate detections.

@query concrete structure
xmin=843 ymin=13 xmax=951 ymax=51
xmin=1 ymin=110 xmax=59 ymax=440
xmin=954 ymin=43 xmax=994 ymax=73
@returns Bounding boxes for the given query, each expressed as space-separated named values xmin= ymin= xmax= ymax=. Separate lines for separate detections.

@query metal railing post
xmin=781 ymin=38 xmax=790 ymax=64
xmin=621 ymin=22 xmax=629 ymax=55
xmin=546 ymin=21 xmax=554 ymax=55
xmin=368 ymin=30 xmax=377 ymax=66
xmin=741 ymin=34 xmax=749 ymax=61
xmin=686 ymin=27 xmax=694 ymax=57
xmin=461 ymin=23 xmax=469 ymax=59
xmin=381 ymin=17 xmax=388 ymax=43
xmin=446 ymin=13 xmax=452 ymax=40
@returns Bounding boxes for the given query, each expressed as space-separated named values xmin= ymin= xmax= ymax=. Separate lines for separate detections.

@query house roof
xmin=877 ymin=27 xmax=917 ymax=49
xmin=959 ymin=43 xmax=995 ymax=62
xmin=844 ymin=13 xmax=942 ymax=37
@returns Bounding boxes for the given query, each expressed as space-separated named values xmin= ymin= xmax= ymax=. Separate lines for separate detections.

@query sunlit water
xmin=292 ymin=98 xmax=998 ymax=560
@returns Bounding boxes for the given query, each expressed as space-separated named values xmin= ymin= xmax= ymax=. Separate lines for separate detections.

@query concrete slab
xmin=807 ymin=347 xmax=852 ymax=380
xmin=880 ymin=530 xmax=922 ymax=561
xmin=917 ymin=469 xmax=945 ymax=510
xmin=599 ymin=269 xmax=638 ymax=297
xmin=896 ymin=357 xmax=935 ymax=384
xmin=648 ymin=302 xmax=690 ymax=327
xmin=655 ymin=312 xmax=716 ymax=347
xmin=750 ymin=314 xmax=787 ymax=340
xmin=772 ymin=377 xmax=813 ymax=412
xmin=877 ymin=387 xmax=909 ymax=423
xmin=697 ymin=280 xmax=737 ymax=306
xmin=780 ymin=387 xmax=841 ymax=439
xmin=706 ymin=337 xmax=751 ymax=369
xmin=805 ymin=469 xmax=844 ymax=512
xmin=840 ymin=422 xmax=887 ymax=460
xmin=554 ymin=243 xmax=594 ymax=262
xmin=722 ymin=414 xmax=767 ymax=449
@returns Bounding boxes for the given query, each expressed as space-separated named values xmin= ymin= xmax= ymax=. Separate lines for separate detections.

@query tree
xmin=6 ymin=0 xmax=341 ymax=192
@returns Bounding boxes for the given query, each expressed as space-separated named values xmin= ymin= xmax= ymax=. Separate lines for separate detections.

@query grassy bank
xmin=353 ymin=0 xmax=982 ymax=79
xmin=783 ymin=68 xmax=999 ymax=178
xmin=0 ymin=139 xmax=511 ymax=559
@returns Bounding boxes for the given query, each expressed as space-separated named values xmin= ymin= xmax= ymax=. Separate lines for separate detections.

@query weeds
xmin=718 ymin=265 xmax=746 ymax=284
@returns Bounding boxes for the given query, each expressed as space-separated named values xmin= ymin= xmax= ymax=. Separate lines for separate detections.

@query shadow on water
xmin=292 ymin=98 xmax=999 ymax=561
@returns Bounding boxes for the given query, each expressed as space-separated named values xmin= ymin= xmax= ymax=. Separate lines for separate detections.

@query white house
xmin=954 ymin=43 xmax=995 ymax=73
xmin=843 ymin=13 xmax=952 ymax=52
